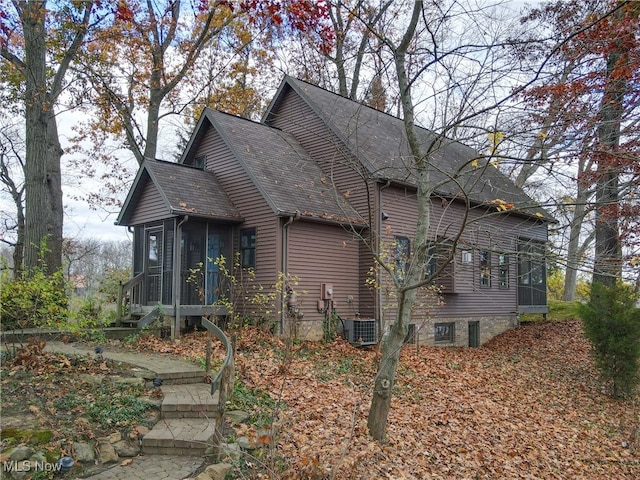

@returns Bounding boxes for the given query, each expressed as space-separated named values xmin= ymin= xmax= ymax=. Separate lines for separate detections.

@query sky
xmin=57 ymin=110 xmax=134 ymax=244
xmin=2 ymin=0 xmax=539 ymax=248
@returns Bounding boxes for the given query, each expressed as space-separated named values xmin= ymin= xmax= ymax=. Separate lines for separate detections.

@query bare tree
xmin=346 ymin=0 xmax=626 ymax=441
xmin=0 ymin=117 xmax=25 ymax=277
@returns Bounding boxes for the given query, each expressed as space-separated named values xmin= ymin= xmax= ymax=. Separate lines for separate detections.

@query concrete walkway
xmin=43 ymin=342 xmax=209 ymax=480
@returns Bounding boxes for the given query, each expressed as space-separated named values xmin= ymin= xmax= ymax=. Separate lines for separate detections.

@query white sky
xmin=2 ymin=0 xmax=539 ymax=247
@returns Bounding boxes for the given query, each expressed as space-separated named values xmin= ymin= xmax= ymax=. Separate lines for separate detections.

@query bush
xmin=0 ymin=268 xmax=69 ymax=330
xmin=579 ymin=282 xmax=640 ymax=399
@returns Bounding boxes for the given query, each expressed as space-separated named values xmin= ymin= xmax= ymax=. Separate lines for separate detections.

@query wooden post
xmin=116 ymin=281 xmax=123 ymax=327
xmin=206 ymin=331 xmax=212 ymax=373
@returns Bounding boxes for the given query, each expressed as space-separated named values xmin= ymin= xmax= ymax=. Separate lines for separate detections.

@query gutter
xmin=377 ymin=180 xmax=391 ymax=339
xmin=280 ymin=213 xmax=298 ymax=335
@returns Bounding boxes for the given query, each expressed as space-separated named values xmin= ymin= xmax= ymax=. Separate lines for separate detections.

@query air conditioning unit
xmin=342 ymin=318 xmax=377 ymax=346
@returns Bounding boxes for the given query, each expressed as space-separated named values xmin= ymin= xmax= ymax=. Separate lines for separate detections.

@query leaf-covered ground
xmin=0 ymin=339 xmax=160 ymax=458
xmin=138 ymin=320 xmax=639 ymax=479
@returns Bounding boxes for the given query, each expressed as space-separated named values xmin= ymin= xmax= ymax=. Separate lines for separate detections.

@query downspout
xmin=377 ymin=180 xmax=391 ymax=338
xmin=280 ymin=214 xmax=297 ymax=335
xmin=173 ymin=215 xmax=189 ymax=339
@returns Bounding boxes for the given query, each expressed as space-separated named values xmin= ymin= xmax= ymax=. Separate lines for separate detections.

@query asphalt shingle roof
xmin=276 ymin=76 xmax=552 ymax=221
xmin=117 ymin=160 xmax=242 ymax=225
xmin=204 ymin=109 xmax=364 ymax=225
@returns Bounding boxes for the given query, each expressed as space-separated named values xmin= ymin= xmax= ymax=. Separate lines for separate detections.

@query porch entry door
xmin=180 ymin=223 xmax=231 ymax=306
xmin=145 ymin=227 xmax=163 ymax=304
xmin=206 ymin=232 xmax=226 ymax=304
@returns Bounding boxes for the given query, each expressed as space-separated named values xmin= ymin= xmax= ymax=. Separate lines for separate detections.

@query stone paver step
xmin=142 ymin=418 xmax=217 ymax=456
xmin=43 ymin=341 xmax=206 ymax=385
xmin=80 ymin=455 xmax=202 ymax=480
xmin=160 ymin=383 xmax=220 ymax=419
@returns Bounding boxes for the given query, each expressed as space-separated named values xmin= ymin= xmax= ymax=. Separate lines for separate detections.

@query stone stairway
xmin=142 ymin=375 xmax=222 ymax=457
xmin=42 ymin=340 xmax=231 ymax=460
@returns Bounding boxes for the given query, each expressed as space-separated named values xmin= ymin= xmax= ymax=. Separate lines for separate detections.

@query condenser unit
xmin=341 ymin=318 xmax=377 ymax=346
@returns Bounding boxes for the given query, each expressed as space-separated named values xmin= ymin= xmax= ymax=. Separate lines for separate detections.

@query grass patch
xmin=520 ymin=300 xmax=581 ymax=322
xmin=228 ymin=380 xmax=282 ymax=427
xmin=0 ymin=428 xmax=53 ymax=447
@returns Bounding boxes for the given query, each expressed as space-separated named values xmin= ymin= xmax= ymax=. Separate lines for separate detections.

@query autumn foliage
xmin=519 ymin=0 xmax=640 ymax=274
xmin=136 ymin=320 xmax=639 ymax=479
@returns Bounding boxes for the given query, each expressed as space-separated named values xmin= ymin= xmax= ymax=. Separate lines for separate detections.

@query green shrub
xmin=579 ymin=282 xmax=640 ymax=399
xmin=0 ymin=268 xmax=69 ymax=330
xmin=98 ymin=267 xmax=131 ymax=303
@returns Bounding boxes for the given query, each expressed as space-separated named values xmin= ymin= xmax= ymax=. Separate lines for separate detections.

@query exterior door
xmin=206 ymin=232 xmax=223 ymax=304
xmin=145 ymin=228 xmax=163 ymax=304
xmin=468 ymin=321 xmax=480 ymax=348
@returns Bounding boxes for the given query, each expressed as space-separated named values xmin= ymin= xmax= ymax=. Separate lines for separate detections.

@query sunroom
xmin=115 ymin=159 xmax=243 ymax=332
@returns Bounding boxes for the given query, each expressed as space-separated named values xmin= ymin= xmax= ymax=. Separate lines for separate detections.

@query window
xmin=479 ymin=250 xmax=491 ymax=288
xmin=240 ymin=228 xmax=256 ymax=268
xmin=194 ymin=155 xmax=205 ymax=169
xmin=425 ymin=244 xmax=437 ymax=278
xmin=394 ymin=236 xmax=410 ymax=282
xmin=435 ymin=322 xmax=455 ymax=343
xmin=498 ymin=254 xmax=509 ymax=289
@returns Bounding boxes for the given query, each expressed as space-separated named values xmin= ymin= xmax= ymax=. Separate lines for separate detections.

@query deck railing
xmin=201 ymin=317 xmax=235 ymax=402
xmin=116 ymin=273 xmax=144 ymax=323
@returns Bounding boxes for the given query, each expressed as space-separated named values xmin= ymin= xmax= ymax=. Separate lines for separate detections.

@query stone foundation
xmin=405 ymin=315 xmax=519 ymax=347
xmin=282 ymin=314 xmax=519 ymax=347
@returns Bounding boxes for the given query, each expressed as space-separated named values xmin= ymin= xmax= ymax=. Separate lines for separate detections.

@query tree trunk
xmin=367 ymin=289 xmax=414 ymax=440
xmin=13 ymin=201 xmax=25 ymax=278
xmin=22 ymin=1 xmax=63 ymax=274
xmin=367 ymin=0 xmax=426 ymax=441
xmin=142 ymin=87 xmax=163 ymax=163
xmin=562 ymin=188 xmax=589 ymax=301
xmin=593 ymin=32 xmax=627 ymax=287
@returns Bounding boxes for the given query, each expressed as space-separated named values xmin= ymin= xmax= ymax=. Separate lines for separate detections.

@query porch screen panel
xmin=517 ymin=239 xmax=547 ymax=306
xmin=146 ymin=228 xmax=163 ymax=304
xmin=133 ymin=226 xmax=144 ymax=275
xmin=162 ymin=219 xmax=174 ymax=305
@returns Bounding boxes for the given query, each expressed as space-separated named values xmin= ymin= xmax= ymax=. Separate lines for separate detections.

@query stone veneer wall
xmin=408 ymin=315 xmax=519 ymax=347
xmin=294 ymin=314 xmax=519 ymax=346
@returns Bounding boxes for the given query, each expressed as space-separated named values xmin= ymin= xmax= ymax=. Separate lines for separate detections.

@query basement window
xmin=434 ymin=322 xmax=455 ymax=343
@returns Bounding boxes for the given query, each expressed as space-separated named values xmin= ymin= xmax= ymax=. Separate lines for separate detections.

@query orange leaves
xmin=132 ymin=322 xmax=639 ymax=479
xmin=490 ymin=198 xmax=515 ymax=212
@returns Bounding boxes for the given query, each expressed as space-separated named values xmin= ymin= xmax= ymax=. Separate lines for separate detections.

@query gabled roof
xmin=116 ymin=159 xmax=243 ymax=226
xmin=187 ymin=109 xmax=364 ymax=226
xmin=265 ymin=76 xmax=553 ymax=221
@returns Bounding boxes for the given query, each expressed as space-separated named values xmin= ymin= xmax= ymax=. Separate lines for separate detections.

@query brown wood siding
xmin=379 ymin=185 xmax=548 ymax=322
xmin=129 ymin=179 xmax=170 ymax=225
xmin=287 ymin=221 xmax=361 ymax=326
xmin=268 ymin=89 xmax=372 ymax=218
xmin=196 ymin=124 xmax=280 ymax=309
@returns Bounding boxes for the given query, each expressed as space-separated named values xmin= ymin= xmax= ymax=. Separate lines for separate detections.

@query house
xmin=116 ymin=76 xmax=552 ymax=346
